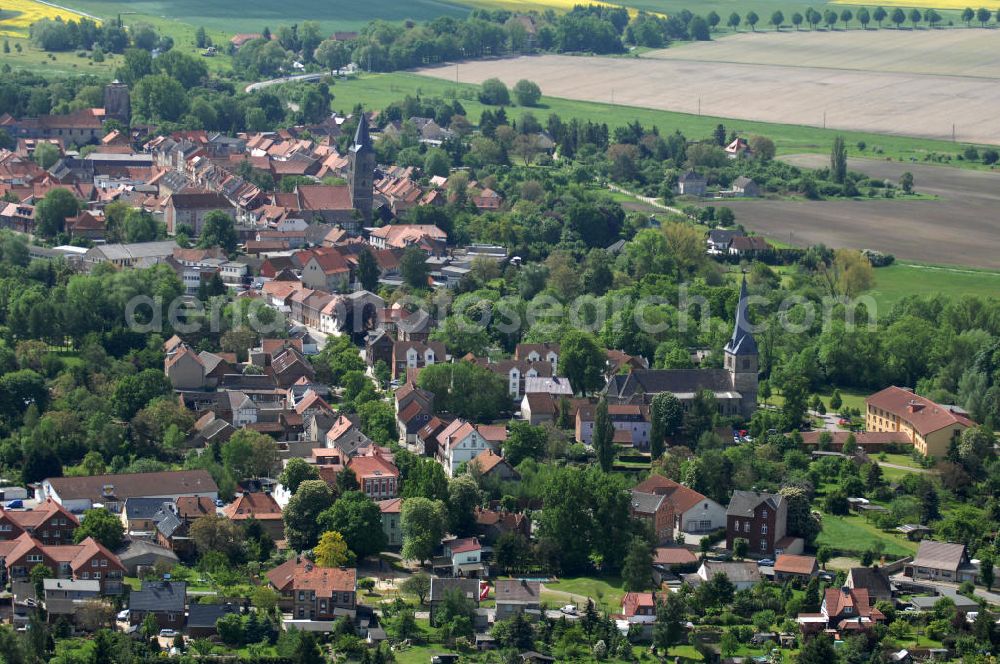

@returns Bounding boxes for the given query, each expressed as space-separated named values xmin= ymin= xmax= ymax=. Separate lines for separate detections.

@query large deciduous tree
xmin=317 ymin=490 xmax=387 ymax=560
xmin=283 ymin=479 xmax=335 ymax=551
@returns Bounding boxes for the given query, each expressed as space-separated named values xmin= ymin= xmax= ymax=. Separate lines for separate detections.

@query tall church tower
xmin=348 ymin=113 xmax=375 ymax=225
xmin=725 ymin=276 xmax=759 ymax=417
xmin=103 ymin=81 xmax=131 ymax=126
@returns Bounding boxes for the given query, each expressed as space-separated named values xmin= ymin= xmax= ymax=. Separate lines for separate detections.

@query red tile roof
xmin=774 ymin=554 xmax=817 ymax=576
xmin=266 ymin=557 xmax=355 ymax=595
xmin=866 ymin=386 xmax=975 ymax=436
xmin=224 ymin=492 xmax=283 ymax=521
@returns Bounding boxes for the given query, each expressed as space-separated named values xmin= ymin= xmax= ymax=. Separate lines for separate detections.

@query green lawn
xmin=868 ymin=261 xmax=1000 ymax=310
xmin=877 ymin=453 xmax=924 ymax=470
xmin=325 ymin=72 xmax=990 ymax=166
xmin=56 ymin=0 xmax=471 ymax=34
xmin=53 ymin=0 xmax=970 ymax=36
xmin=814 ymin=513 xmax=917 ymax=558
xmin=544 ymin=576 xmax=626 ymax=613
xmin=3 ymin=37 xmax=122 ymax=76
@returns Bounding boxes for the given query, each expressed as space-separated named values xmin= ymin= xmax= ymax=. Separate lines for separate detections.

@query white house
xmin=227 ymin=391 xmax=259 ymax=427
xmin=437 ymin=420 xmax=500 ymax=477
xmin=693 ymin=561 xmax=761 ymax=591
xmin=442 ymin=537 xmax=484 ymax=576
xmin=38 ymin=471 xmax=219 ymax=513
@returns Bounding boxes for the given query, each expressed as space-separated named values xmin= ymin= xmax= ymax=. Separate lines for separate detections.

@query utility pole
xmin=823 ymin=111 xmax=826 ymax=129
xmin=698 ymin=97 xmax=701 ymax=115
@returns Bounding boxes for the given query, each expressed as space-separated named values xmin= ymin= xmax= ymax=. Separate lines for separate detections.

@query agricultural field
xmin=415 ymin=45 xmax=1000 ymax=145
xmin=647 ymin=27 xmax=1000 ymax=79
xmin=702 ymin=154 xmax=1000 ymax=269
xmin=49 ymin=0 xmax=472 ymax=33
xmin=329 ymin=71 xmax=986 ymax=163
xmin=0 ymin=0 xmax=93 ymax=37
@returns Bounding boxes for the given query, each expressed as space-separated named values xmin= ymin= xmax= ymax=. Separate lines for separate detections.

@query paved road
xmin=245 ymin=71 xmax=334 ymax=93
xmin=891 ymin=574 xmax=1000 ymax=607
xmin=876 ymin=461 xmax=931 ymax=475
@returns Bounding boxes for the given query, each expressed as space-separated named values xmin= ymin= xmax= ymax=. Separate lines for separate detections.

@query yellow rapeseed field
xmin=835 ymin=0 xmax=996 ymax=8
xmin=0 ymin=0 xmax=91 ymax=38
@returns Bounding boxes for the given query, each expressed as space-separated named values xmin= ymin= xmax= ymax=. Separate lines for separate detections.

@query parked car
xmin=5 ymin=500 xmax=23 ymax=509
xmin=560 ymin=605 xmax=578 ymax=615
xmin=757 ymin=559 xmax=775 ymax=567
xmin=159 ymin=629 xmax=179 ymax=638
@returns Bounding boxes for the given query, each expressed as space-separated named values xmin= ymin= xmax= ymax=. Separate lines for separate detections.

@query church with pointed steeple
xmin=724 ymin=276 xmax=759 ymax=416
xmin=605 ymin=277 xmax=759 ymax=419
xmin=348 ymin=112 xmax=375 ymax=222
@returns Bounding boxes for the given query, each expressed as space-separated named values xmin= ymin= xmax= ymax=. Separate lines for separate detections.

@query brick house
xmin=346 ymin=453 xmax=400 ymax=500
xmin=0 ymin=533 xmax=125 ymax=595
xmin=0 ymin=499 xmax=79 ymax=545
xmin=725 ymin=490 xmax=788 ymax=556
xmin=630 ymin=476 xmax=725 ymax=543
xmin=266 ymin=557 xmax=357 ymax=621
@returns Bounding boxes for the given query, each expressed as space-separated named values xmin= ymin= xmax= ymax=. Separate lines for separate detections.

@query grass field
xmin=0 ymin=0 xmax=92 ymax=37
xmin=869 ymin=262 xmax=1000 ymax=309
xmin=53 ymin=0 xmax=472 ymax=33
xmin=1 ymin=36 xmax=124 ymax=75
xmin=544 ymin=576 xmax=626 ymax=613
xmin=814 ymin=512 xmax=918 ymax=557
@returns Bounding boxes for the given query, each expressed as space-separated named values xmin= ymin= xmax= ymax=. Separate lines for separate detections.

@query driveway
xmin=890 ymin=573 xmax=1000 ymax=606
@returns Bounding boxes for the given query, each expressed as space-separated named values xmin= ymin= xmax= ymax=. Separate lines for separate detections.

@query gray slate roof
xmin=123 ymin=498 xmax=174 ymax=521
xmin=429 ymin=577 xmax=481 ymax=603
xmin=630 ymin=491 xmax=666 ymax=515
xmin=726 ymin=490 xmax=784 ymax=518
xmin=187 ymin=603 xmax=238 ymax=628
xmin=912 ymin=541 xmax=967 ymax=572
xmin=116 ymin=540 xmax=180 ymax=565
xmin=606 ymin=368 xmax=733 ymax=400
xmin=701 ymin=561 xmax=762 ymax=584
xmin=129 ymin=581 xmax=186 ymax=612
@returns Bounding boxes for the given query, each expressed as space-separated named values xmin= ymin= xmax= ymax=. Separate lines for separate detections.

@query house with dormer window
xmin=391 ymin=340 xmax=447 ymax=380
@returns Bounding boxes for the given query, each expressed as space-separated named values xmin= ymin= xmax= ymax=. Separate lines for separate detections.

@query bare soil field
xmin=706 ymin=155 xmax=1000 ymax=268
xmin=646 ymin=28 xmax=1000 ymax=79
xmin=416 ymin=29 xmax=1000 ymax=145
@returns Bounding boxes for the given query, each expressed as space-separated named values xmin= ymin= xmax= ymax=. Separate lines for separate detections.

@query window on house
xmin=760 ymin=539 xmax=767 ymax=550
xmin=761 ymin=525 xmax=768 ymax=534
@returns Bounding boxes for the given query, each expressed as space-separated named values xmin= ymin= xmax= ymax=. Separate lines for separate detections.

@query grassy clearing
xmin=544 ymin=576 xmax=625 ymax=613
xmin=328 ymin=71 xmax=988 ymax=166
xmin=877 ymin=452 xmax=924 ymax=469
xmin=56 ymin=0 xmax=471 ymax=34
xmin=868 ymin=261 xmax=1000 ymax=310
xmin=814 ymin=512 xmax=917 ymax=557
xmin=2 ymin=37 xmax=123 ymax=76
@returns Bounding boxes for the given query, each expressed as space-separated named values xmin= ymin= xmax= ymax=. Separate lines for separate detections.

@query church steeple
xmin=725 ymin=275 xmax=758 ymax=356
xmin=351 ymin=113 xmax=373 ymax=154
xmin=348 ymin=111 xmax=374 ymax=225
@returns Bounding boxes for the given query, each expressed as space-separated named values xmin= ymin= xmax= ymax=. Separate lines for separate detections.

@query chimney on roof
xmin=907 ymin=400 xmax=924 ymax=413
